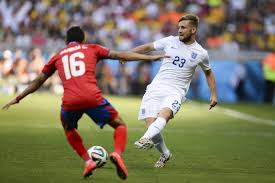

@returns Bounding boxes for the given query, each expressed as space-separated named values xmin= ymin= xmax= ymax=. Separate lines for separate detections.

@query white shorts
xmin=138 ymin=93 xmax=184 ymax=121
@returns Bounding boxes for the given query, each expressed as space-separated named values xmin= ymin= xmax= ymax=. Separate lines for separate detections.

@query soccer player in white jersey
xmin=130 ymin=14 xmax=218 ymax=168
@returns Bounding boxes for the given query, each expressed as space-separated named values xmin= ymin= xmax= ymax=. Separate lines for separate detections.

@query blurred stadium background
xmin=0 ymin=0 xmax=274 ymax=103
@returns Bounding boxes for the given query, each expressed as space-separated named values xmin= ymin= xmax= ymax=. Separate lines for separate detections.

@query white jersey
xmin=138 ymin=36 xmax=211 ymax=120
xmin=149 ymin=35 xmax=210 ymax=97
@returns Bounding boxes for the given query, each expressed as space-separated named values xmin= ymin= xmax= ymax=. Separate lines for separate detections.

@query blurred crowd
xmin=0 ymin=48 xmax=63 ymax=95
xmin=0 ymin=0 xmax=274 ymax=96
xmin=0 ymin=47 xmax=151 ymax=96
xmin=0 ymin=0 xmax=274 ymax=52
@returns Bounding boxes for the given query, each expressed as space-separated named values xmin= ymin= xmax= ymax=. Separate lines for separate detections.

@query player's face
xmin=178 ymin=20 xmax=196 ymax=42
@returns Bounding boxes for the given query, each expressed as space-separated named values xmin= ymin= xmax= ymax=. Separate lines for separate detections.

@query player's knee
xmin=159 ymin=108 xmax=173 ymax=120
xmin=116 ymin=123 xmax=126 ymax=130
xmin=118 ymin=122 xmax=126 ymax=128
xmin=61 ymin=121 xmax=77 ymax=131
xmin=64 ymin=125 xmax=76 ymax=132
xmin=109 ymin=116 xmax=126 ymax=129
xmin=115 ymin=116 xmax=125 ymax=124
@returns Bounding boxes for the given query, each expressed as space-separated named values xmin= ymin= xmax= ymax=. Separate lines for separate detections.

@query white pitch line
xmin=217 ymin=107 xmax=275 ymax=126
xmin=190 ymin=101 xmax=275 ymax=126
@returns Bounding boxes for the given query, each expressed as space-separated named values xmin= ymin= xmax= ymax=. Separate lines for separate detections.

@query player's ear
xmin=82 ymin=31 xmax=88 ymax=43
xmin=191 ymin=27 xmax=197 ymax=34
xmin=65 ymin=36 xmax=69 ymax=45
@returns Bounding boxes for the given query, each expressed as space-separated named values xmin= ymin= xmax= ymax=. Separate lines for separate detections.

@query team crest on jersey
xmin=191 ymin=52 xmax=198 ymax=59
xmin=141 ymin=108 xmax=145 ymax=115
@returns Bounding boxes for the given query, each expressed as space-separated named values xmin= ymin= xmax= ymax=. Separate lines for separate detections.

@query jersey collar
xmin=68 ymin=41 xmax=80 ymax=45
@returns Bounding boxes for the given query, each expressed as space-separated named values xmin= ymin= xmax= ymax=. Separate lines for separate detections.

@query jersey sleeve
xmin=42 ymin=55 xmax=57 ymax=77
xmin=199 ymin=51 xmax=211 ymax=71
xmin=94 ymin=44 xmax=110 ymax=59
xmin=153 ymin=36 xmax=174 ymax=51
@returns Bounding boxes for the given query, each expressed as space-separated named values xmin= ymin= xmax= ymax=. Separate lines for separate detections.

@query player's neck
xmin=182 ymin=38 xmax=196 ymax=45
xmin=68 ymin=41 xmax=81 ymax=45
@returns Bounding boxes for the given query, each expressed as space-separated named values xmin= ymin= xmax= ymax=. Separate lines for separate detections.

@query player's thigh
xmin=158 ymin=107 xmax=174 ymax=121
xmin=138 ymin=96 xmax=161 ymax=120
xmin=160 ymin=95 xmax=182 ymax=118
xmin=60 ymin=109 xmax=84 ymax=130
xmin=85 ymin=99 xmax=119 ymax=129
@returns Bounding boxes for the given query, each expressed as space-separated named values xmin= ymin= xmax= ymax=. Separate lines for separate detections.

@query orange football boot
xmin=83 ymin=160 xmax=97 ymax=178
xmin=110 ymin=152 xmax=128 ymax=180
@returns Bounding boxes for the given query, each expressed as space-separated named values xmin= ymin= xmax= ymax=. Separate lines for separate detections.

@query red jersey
xmin=42 ymin=42 xmax=109 ymax=110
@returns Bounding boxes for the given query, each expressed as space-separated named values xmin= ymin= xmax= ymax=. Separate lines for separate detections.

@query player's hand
xmin=2 ymin=99 xmax=18 ymax=110
xmin=151 ymin=54 xmax=170 ymax=61
xmin=119 ymin=59 xmax=126 ymax=65
xmin=209 ymin=95 xmax=217 ymax=110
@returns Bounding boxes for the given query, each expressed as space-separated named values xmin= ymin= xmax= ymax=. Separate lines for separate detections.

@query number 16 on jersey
xmin=62 ymin=52 xmax=86 ymax=80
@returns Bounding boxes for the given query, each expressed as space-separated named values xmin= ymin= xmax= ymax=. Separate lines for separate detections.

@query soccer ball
xmin=87 ymin=146 xmax=108 ymax=168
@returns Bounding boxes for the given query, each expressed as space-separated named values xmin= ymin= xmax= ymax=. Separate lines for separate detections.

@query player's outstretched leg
xmin=110 ymin=152 xmax=128 ymax=180
xmin=135 ymin=116 xmax=167 ymax=149
xmin=83 ymin=160 xmax=97 ymax=178
xmin=64 ymin=129 xmax=97 ymax=177
xmin=134 ymin=137 xmax=154 ymax=149
xmin=154 ymin=153 xmax=172 ymax=168
xmin=152 ymin=133 xmax=171 ymax=168
xmin=108 ymin=116 xmax=128 ymax=180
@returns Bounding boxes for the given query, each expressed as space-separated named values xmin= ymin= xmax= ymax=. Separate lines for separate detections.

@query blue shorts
xmin=60 ymin=99 xmax=118 ymax=129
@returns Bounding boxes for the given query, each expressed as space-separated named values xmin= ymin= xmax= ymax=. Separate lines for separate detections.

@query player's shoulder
xmin=193 ymin=42 xmax=208 ymax=56
xmin=165 ymin=35 xmax=178 ymax=42
xmin=85 ymin=44 xmax=109 ymax=52
xmin=166 ymin=35 xmax=177 ymax=40
xmin=155 ymin=35 xmax=177 ymax=42
xmin=48 ymin=51 xmax=61 ymax=61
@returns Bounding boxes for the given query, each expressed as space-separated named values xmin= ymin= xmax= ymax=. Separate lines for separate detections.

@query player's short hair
xmin=178 ymin=14 xmax=199 ymax=28
xmin=66 ymin=26 xmax=85 ymax=44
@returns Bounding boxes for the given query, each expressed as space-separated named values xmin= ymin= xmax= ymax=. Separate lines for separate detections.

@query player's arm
xmin=2 ymin=73 xmax=49 ymax=110
xmin=107 ymin=50 xmax=166 ymax=62
xmin=203 ymin=69 xmax=218 ymax=110
xmin=118 ymin=43 xmax=156 ymax=64
xmin=130 ymin=43 xmax=155 ymax=53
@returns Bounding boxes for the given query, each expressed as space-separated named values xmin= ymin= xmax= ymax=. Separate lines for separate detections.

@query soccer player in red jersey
xmin=2 ymin=26 xmax=166 ymax=179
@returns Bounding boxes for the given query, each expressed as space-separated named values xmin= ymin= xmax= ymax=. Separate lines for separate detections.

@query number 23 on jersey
xmin=172 ymin=56 xmax=186 ymax=68
xmin=62 ymin=52 xmax=86 ymax=80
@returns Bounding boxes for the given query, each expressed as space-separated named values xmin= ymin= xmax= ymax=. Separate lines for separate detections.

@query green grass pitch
xmin=0 ymin=93 xmax=275 ymax=183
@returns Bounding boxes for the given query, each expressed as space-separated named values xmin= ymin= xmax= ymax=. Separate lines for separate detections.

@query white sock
xmin=142 ymin=117 xmax=166 ymax=139
xmin=152 ymin=133 xmax=170 ymax=156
